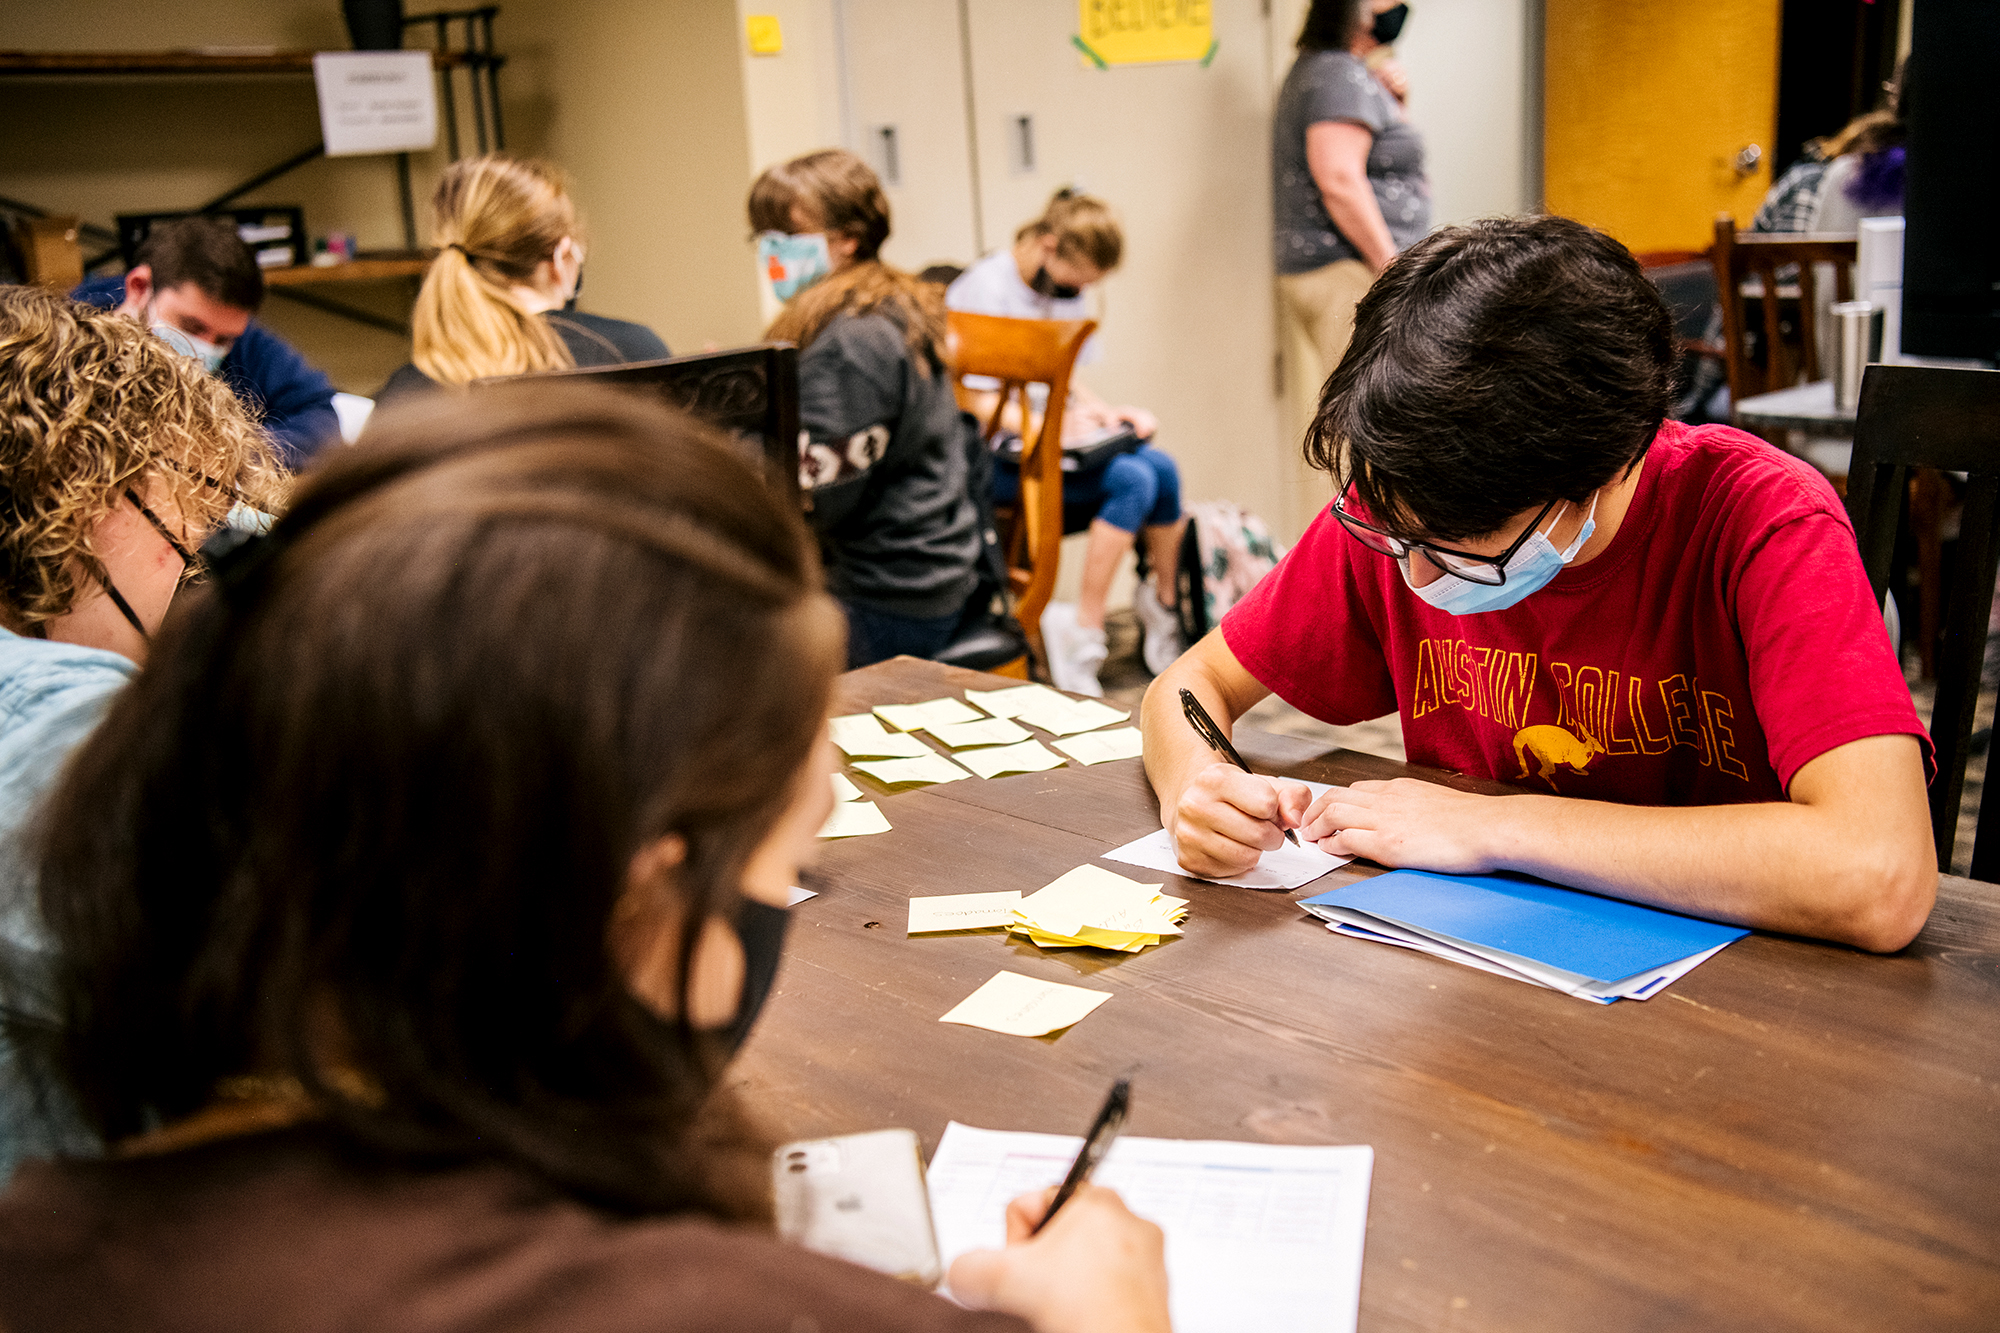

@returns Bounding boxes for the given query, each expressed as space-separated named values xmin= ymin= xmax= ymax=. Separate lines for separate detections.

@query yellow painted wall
xmin=1544 ymin=0 xmax=1780 ymax=254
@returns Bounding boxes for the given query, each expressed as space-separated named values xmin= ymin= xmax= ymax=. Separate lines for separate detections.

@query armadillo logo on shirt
xmin=1408 ymin=636 xmax=1752 ymax=792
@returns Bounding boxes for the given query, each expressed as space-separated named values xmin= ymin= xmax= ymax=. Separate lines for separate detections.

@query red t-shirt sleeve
xmin=1727 ymin=502 xmax=1933 ymax=790
xmin=1221 ymin=511 xmax=1400 ymax=725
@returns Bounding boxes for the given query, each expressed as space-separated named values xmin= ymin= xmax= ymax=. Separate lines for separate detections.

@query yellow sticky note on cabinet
xmin=746 ymin=15 xmax=783 ymax=55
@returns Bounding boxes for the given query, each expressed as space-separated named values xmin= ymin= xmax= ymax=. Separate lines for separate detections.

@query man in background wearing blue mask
xmin=1142 ymin=215 xmax=1938 ymax=954
xmin=72 ymin=216 xmax=338 ymax=467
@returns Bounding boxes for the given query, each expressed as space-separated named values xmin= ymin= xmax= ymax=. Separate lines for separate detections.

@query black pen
xmin=1033 ymin=1078 xmax=1131 ymax=1235
xmin=1179 ymin=688 xmax=1301 ymax=846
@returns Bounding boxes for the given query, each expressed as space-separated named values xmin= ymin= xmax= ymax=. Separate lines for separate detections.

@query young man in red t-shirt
xmin=1142 ymin=217 xmax=1936 ymax=952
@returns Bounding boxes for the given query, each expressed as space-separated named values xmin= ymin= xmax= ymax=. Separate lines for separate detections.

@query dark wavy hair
xmin=1305 ymin=215 xmax=1677 ymax=542
xmin=1297 ymin=0 xmax=1367 ymax=51
xmin=19 ymin=383 xmax=842 ymax=1216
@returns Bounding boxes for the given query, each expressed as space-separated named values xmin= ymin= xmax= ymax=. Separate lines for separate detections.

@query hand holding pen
xmin=1180 ymin=689 xmax=1300 ymax=846
xmin=948 ymin=1080 xmax=1172 ymax=1333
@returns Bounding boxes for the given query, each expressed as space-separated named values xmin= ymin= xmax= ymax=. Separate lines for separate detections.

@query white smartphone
xmin=773 ymin=1128 xmax=943 ymax=1287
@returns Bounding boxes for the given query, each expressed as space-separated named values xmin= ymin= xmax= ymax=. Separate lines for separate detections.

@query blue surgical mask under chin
xmin=151 ymin=321 xmax=227 ymax=374
xmin=1400 ymin=494 xmax=1598 ymax=616
xmin=757 ymin=231 xmax=833 ymax=302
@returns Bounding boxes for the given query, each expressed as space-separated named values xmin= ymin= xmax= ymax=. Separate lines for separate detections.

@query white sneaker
xmin=1039 ymin=602 xmax=1108 ymax=697
xmin=1134 ymin=587 xmax=1183 ymax=676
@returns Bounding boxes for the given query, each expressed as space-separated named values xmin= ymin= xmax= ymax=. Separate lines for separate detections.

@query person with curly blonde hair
xmin=0 ymin=283 xmax=283 ymax=1180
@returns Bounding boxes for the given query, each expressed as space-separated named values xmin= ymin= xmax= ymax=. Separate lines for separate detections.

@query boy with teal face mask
xmin=748 ymin=149 xmax=984 ymax=671
xmin=1141 ymin=215 xmax=1938 ymax=957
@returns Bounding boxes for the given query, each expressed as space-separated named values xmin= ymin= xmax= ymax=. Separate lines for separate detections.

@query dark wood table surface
xmin=734 ymin=658 xmax=2000 ymax=1332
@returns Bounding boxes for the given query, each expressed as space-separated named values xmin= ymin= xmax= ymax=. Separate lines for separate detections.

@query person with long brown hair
xmin=750 ymin=148 xmax=984 ymax=668
xmin=0 ymin=383 xmax=1171 ymax=1332
xmin=377 ymin=154 xmax=669 ymax=401
xmin=0 ymin=284 xmax=284 ymax=1179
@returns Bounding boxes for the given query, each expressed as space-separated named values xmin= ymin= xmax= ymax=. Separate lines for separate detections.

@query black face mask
xmin=1030 ymin=266 xmax=1082 ymax=301
xmin=1371 ymin=3 xmax=1409 ymax=45
xmin=724 ymin=898 xmax=792 ymax=1051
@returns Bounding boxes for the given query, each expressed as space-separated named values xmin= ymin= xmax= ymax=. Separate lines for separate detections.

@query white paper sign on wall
xmin=312 ymin=51 xmax=439 ymax=157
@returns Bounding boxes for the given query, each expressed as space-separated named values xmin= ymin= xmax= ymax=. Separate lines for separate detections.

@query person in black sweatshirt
xmin=377 ymin=154 xmax=667 ymax=403
xmin=750 ymin=149 xmax=982 ymax=669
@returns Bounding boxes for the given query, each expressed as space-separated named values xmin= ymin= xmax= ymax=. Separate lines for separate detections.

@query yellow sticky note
xmin=830 ymin=772 xmax=864 ymax=802
xmin=853 ymin=753 xmax=971 ymax=787
xmin=964 ymin=683 xmax=1067 ymax=719
xmin=927 ymin=717 xmax=1033 ymax=749
xmin=745 ymin=14 xmax=783 ymax=55
xmin=1053 ymin=726 xmax=1145 ymax=765
xmin=829 ymin=713 xmax=930 ymax=758
xmin=939 ymin=970 xmax=1111 ymax=1036
xmin=818 ymin=800 xmax=892 ymax=839
xmin=1012 ymin=695 xmax=1131 ymax=737
xmin=875 ymin=697 xmax=984 ymax=732
xmin=908 ymin=890 xmax=1022 ymax=934
xmin=954 ymin=738 xmax=1067 ymax=779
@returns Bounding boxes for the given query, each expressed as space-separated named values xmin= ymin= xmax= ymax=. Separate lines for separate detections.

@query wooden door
xmin=1544 ymin=0 xmax=1782 ymax=255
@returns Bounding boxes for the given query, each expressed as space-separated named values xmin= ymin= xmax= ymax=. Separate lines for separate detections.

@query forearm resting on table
xmin=1303 ymin=734 xmax=1936 ymax=953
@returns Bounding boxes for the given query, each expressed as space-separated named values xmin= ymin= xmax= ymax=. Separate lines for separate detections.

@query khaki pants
xmin=1277 ymin=259 xmax=1374 ymax=540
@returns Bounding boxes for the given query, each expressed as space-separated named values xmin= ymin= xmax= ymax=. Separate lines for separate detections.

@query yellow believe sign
xmin=1076 ymin=0 xmax=1215 ymax=68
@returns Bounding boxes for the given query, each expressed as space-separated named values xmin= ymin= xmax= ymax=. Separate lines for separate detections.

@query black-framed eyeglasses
xmin=1331 ymin=491 xmax=1560 ymax=588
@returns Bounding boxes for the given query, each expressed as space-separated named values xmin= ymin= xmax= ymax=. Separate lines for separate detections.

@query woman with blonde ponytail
xmin=378 ymin=155 xmax=668 ymax=400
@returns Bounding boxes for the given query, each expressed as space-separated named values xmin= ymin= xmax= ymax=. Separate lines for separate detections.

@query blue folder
xmin=1300 ymin=869 xmax=1749 ymax=985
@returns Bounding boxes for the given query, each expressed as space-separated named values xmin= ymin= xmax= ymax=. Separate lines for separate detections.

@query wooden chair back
xmin=475 ymin=343 xmax=801 ymax=504
xmin=1845 ymin=363 xmax=2000 ymax=878
xmin=1709 ymin=215 xmax=1857 ymax=406
xmin=13 ymin=215 xmax=82 ymax=292
xmin=946 ymin=310 xmax=1096 ymax=667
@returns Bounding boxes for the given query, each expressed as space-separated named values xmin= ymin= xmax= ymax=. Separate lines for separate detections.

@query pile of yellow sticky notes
xmin=1008 ymin=865 xmax=1188 ymax=953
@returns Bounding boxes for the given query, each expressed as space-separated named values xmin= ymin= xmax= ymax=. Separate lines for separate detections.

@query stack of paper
xmin=1300 ymin=869 xmax=1749 ymax=1004
xmin=927 ymin=1122 xmax=1373 ymax=1333
xmin=1009 ymin=865 xmax=1187 ymax=952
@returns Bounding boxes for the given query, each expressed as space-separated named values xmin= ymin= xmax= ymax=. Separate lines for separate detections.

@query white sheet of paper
xmin=908 ymin=891 xmax=1022 ymax=934
xmin=875 ymin=697 xmax=985 ymax=732
xmin=817 ymin=800 xmax=893 ymax=838
xmin=1053 ymin=726 xmax=1145 ymax=765
xmin=829 ymin=713 xmax=932 ymax=758
xmin=937 ymin=971 xmax=1111 ymax=1036
xmin=964 ymin=683 xmax=1069 ymax=719
xmin=953 ymin=739 xmax=1067 ymax=779
xmin=786 ymin=886 xmax=817 ymax=906
xmin=1105 ymin=822 xmax=1349 ymax=891
xmin=928 ymin=1122 xmax=1373 ymax=1333
xmin=1012 ymin=695 xmax=1132 ymax=737
xmin=830 ymin=772 xmax=864 ymax=802
xmin=852 ymin=753 xmax=972 ymax=787
xmin=926 ymin=717 xmax=1034 ymax=749
xmin=312 ymin=52 xmax=439 ymax=156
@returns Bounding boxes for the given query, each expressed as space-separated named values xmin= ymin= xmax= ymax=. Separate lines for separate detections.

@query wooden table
xmin=740 ymin=660 xmax=2000 ymax=1320
xmin=735 ymin=658 xmax=2000 ymax=1331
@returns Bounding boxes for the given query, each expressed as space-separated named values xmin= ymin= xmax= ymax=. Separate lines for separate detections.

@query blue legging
xmin=992 ymin=443 xmax=1182 ymax=535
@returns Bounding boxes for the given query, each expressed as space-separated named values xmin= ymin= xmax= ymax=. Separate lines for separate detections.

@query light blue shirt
xmin=0 ymin=626 xmax=134 ymax=1180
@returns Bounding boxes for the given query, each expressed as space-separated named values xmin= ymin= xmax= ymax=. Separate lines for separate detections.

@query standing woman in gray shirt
xmin=1273 ymin=1 xmax=1431 ymax=471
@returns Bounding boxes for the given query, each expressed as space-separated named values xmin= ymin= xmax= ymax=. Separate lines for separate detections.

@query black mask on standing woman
xmin=1371 ymin=3 xmax=1409 ymax=45
xmin=724 ymin=898 xmax=792 ymax=1051
xmin=1030 ymin=267 xmax=1082 ymax=301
